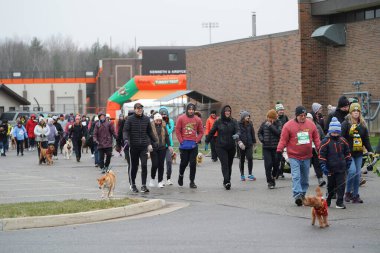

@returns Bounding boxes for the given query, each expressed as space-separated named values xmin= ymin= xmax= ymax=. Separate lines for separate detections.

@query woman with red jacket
xmin=25 ymin=114 xmax=38 ymax=151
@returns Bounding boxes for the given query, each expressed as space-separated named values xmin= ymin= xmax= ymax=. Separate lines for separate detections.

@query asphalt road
xmin=0 ymin=148 xmax=379 ymax=253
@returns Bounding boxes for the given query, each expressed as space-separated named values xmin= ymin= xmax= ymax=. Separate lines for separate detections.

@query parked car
xmin=0 ymin=111 xmax=34 ymax=125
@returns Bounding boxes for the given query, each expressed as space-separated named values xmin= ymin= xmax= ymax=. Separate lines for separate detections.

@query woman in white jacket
xmin=34 ymin=118 xmax=50 ymax=163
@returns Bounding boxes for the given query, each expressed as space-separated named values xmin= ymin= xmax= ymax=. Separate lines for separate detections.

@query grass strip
xmin=0 ymin=198 xmax=142 ymax=219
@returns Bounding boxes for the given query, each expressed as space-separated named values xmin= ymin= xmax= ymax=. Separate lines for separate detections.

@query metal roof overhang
xmin=311 ymin=24 xmax=346 ymax=46
xmin=156 ymin=90 xmax=218 ymax=104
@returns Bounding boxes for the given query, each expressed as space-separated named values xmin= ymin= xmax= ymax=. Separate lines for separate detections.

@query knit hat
xmin=134 ymin=103 xmax=143 ymax=109
xmin=98 ymin=111 xmax=106 ymax=117
xmin=306 ymin=113 xmax=313 ymax=119
xmin=349 ymin=103 xmax=361 ymax=113
xmin=154 ymin=113 xmax=162 ymax=121
xmin=210 ymin=110 xmax=217 ymax=114
xmin=328 ymin=117 xmax=341 ymax=134
xmin=240 ymin=111 xmax=250 ymax=121
xmin=275 ymin=103 xmax=285 ymax=111
xmin=267 ymin=109 xmax=278 ymax=120
xmin=295 ymin=106 xmax=307 ymax=116
xmin=159 ymin=107 xmax=169 ymax=116
xmin=337 ymin=96 xmax=350 ymax=109
xmin=312 ymin=103 xmax=322 ymax=113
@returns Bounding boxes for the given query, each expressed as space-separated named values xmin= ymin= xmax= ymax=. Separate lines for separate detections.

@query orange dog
xmin=171 ymin=152 xmax=177 ymax=164
xmin=97 ymin=170 xmax=116 ymax=198
xmin=40 ymin=145 xmax=55 ymax=165
xmin=303 ymin=187 xmax=329 ymax=228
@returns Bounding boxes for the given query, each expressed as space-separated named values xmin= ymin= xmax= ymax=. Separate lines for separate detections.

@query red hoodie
xmin=26 ymin=118 xmax=38 ymax=138
xmin=175 ymin=114 xmax=204 ymax=144
xmin=276 ymin=119 xmax=321 ymax=160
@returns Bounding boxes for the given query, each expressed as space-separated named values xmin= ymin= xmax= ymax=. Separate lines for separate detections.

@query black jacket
xmin=258 ymin=120 xmax=282 ymax=149
xmin=123 ymin=114 xmax=157 ymax=147
xmin=0 ymin=123 xmax=8 ymax=141
xmin=324 ymin=109 xmax=348 ymax=133
xmin=206 ymin=105 xmax=240 ymax=149
xmin=53 ymin=122 xmax=63 ymax=136
xmin=319 ymin=135 xmax=351 ymax=173
xmin=238 ymin=121 xmax=256 ymax=147
xmin=278 ymin=114 xmax=289 ymax=127
xmin=341 ymin=119 xmax=373 ymax=157
xmin=69 ymin=123 xmax=87 ymax=141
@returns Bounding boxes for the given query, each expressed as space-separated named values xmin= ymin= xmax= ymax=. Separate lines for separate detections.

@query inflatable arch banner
xmin=106 ymin=74 xmax=186 ymax=118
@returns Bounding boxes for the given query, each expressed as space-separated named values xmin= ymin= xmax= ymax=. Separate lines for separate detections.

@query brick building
xmin=187 ymin=0 xmax=380 ymax=132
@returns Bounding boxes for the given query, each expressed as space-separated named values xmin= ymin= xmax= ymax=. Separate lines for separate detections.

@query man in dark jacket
xmin=68 ymin=115 xmax=87 ymax=162
xmin=52 ymin=116 xmax=63 ymax=160
xmin=324 ymin=96 xmax=350 ymax=133
xmin=94 ymin=112 xmax=117 ymax=173
xmin=123 ymin=103 xmax=157 ymax=193
xmin=238 ymin=111 xmax=257 ymax=181
xmin=0 ymin=121 xmax=8 ymax=156
xmin=206 ymin=105 xmax=240 ymax=190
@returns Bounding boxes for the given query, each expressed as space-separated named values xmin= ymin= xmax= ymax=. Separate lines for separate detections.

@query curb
xmin=0 ymin=199 xmax=165 ymax=231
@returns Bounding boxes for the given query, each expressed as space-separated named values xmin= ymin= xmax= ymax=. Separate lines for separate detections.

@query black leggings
xmin=239 ymin=145 xmax=253 ymax=176
xmin=179 ymin=147 xmax=198 ymax=183
xmin=151 ymin=149 xmax=166 ymax=182
xmin=263 ymin=148 xmax=279 ymax=184
xmin=216 ymin=146 xmax=236 ymax=184
xmin=16 ymin=140 xmax=24 ymax=154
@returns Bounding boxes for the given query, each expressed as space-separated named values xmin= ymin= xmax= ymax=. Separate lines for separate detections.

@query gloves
xmin=232 ymin=134 xmax=239 ymax=140
xmin=147 ymin=144 xmax=153 ymax=152
xmin=168 ymin=146 xmax=174 ymax=154
xmin=320 ymin=163 xmax=329 ymax=176
xmin=205 ymin=143 xmax=209 ymax=151
xmin=238 ymin=141 xmax=245 ymax=150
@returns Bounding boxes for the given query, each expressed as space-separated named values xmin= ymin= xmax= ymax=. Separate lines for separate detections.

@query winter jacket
xmin=175 ymin=104 xmax=204 ymax=145
xmin=46 ymin=124 xmax=58 ymax=144
xmin=26 ymin=119 xmax=38 ymax=139
xmin=277 ymin=118 xmax=321 ymax=160
xmin=278 ymin=114 xmax=289 ymax=127
xmin=123 ymin=113 xmax=157 ymax=148
xmin=258 ymin=120 xmax=282 ymax=149
xmin=116 ymin=119 xmax=125 ymax=147
xmin=151 ymin=122 xmax=170 ymax=151
xmin=319 ymin=134 xmax=351 ymax=173
xmin=205 ymin=105 xmax=240 ymax=150
xmin=205 ymin=115 xmax=218 ymax=137
xmin=94 ymin=120 xmax=117 ymax=149
xmin=239 ymin=116 xmax=256 ymax=148
xmin=159 ymin=106 xmax=175 ymax=146
xmin=341 ymin=119 xmax=373 ymax=157
xmin=0 ymin=123 xmax=8 ymax=141
xmin=13 ymin=125 xmax=28 ymax=141
xmin=68 ymin=123 xmax=87 ymax=141
xmin=34 ymin=124 xmax=50 ymax=142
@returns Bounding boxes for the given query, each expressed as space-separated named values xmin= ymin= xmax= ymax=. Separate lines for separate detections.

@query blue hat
xmin=328 ymin=117 xmax=341 ymax=134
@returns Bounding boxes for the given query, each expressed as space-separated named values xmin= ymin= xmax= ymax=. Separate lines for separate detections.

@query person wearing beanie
xmin=205 ymin=105 xmax=240 ymax=190
xmin=238 ymin=111 xmax=257 ymax=182
xmin=34 ymin=117 xmax=50 ymax=163
xmin=94 ymin=111 xmax=117 ymax=174
xmin=275 ymin=102 xmax=289 ymax=127
xmin=319 ymin=117 xmax=352 ymax=209
xmin=123 ymin=102 xmax=158 ymax=193
xmin=175 ymin=102 xmax=204 ymax=189
xmin=277 ymin=105 xmax=321 ymax=206
xmin=205 ymin=110 xmax=218 ymax=162
xmin=341 ymin=102 xmax=373 ymax=204
xmin=258 ymin=109 xmax=282 ymax=189
xmin=324 ymin=96 xmax=350 ymax=133
xmin=312 ymin=102 xmax=325 ymax=129
xmin=148 ymin=113 xmax=174 ymax=188
xmin=68 ymin=114 xmax=87 ymax=162
xmin=158 ymin=106 xmax=175 ymax=184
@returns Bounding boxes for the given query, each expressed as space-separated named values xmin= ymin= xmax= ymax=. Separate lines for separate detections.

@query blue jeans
xmin=289 ymin=158 xmax=311 ymax=199
xmin=346 ymin=155 xmax=363 ymax=197
xmin=0 ymin=140 xmax=4 ymax=154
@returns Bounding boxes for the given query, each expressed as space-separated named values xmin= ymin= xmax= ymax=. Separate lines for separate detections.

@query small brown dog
xmin=11 ymin=137 xmax=16 ymax=150
xmin=303 ymin=187 xmax=329 ymax=228
xmin=40 ymin=145 xmax=55 ymax=165
xmin=171 ymin=152 xmax=177 ymax=164
xmin=81 ymin=138 xmax=89 ymax=154
xmin=97 ymin=170 xmax=116 ymax=198
xmin=196 ymin=152 xmax=204 ymax=166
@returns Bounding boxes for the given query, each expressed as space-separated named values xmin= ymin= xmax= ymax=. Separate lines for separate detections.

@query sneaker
xmin=268 ymin=183 xmax=275 ymax=189
xmin=359 ymin=178 xmax=366 ymax=186
xmin=21 ymin=153 xmax=24 ymax=156
xmin=352 ymin=195 xmax=364 ymax=204
xmin=295 ymin=198 xmax=303 ymax=206
xmin=178 ymin=175 xmax=184 ymax=186
xmin=166 ymin=179 xmax=173 ymax=185
xmin=101 ymin=168 xmax=106 ymax=174
xmin=189 ymin=182 xmax=197 ymax=189
xmin=248 ymin=175 xmax=256 ymax=181
xmin=141 ymin=185 xmax=150 ymax=193
xmin=224 ymin=182 xmax=231 ymax=190
xmin=32 ymin=147 xmax=35 ymax=151
xmin=318 ymin=178 xmax=326 ymax=187
xmin=91 ymin=154 xmax=94 ymax=158
xmin=76 ymin=157 xmax=80 ymax=162
xmin=158 ymin=181 xmax=165 ymax=188
xmin=130 ymin=184 xmax=138 ymax=193
xmin=149 ymin=179 xmax=156 ymax=187
xmin=95 ymin=164 xmax=99 ymax=167
xmin=336 ymin=203 xmax=346 ymax=209
xmin=344 ymin=192 xmax=352 ymax=202
xmin=105 ymin=166 xmax=110 ymax=173
xmin=212 ymin=159 xmax=218 ymax=162
xmin=240 ymin=175 xmax=246 ymax=181
xmin=54 ymin=156 xmax=58 ymax=160
xmin=28 ymin=147 xmax=32 ymax=151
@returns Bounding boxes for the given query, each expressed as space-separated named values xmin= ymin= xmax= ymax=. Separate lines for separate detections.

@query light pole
xmin=202 ymin=22 xmax=219 ymax=44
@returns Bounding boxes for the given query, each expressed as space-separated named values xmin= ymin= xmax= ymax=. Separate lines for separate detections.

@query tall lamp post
xmin=202 ymin=22 xmax=219 ymax=44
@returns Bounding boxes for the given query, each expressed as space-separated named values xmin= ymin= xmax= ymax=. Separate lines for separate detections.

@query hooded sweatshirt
xmin=46 ymin=118 xmax=58 ymax=144
xmin=159 ymin=106 xmax=175 ymax=147
xmin=175 ymin=103 xmax=204 ymax=146
xmin=206 ymin=105 xmax=240 ymax=149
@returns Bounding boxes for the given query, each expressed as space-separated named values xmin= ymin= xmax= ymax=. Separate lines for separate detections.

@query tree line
xmin=0 ymin=36 xmax=138 ymax=73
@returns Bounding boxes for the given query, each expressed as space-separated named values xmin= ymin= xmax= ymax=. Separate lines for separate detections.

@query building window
xmin=9 ymin=107 xmax=16 ymax=111
xmin=365 ymin=9 xmax=375 ymax=19
xmin=168 ymin=53 xmax=178 ymax=61
xmin=376 ymin=8 xmax=380 ymax=18
xmin=22 ymin=107 xmax=30 ymax=111
xmin=356 ymin=11 xmax=365 ymax=21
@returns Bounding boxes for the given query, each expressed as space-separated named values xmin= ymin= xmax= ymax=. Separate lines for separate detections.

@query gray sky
xmin=2 ymin=0 xmax=298 ymax=50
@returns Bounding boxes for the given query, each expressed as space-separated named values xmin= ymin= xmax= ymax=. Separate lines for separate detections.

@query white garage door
xmin=56 ymin=97 xmax=75 ymax=113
